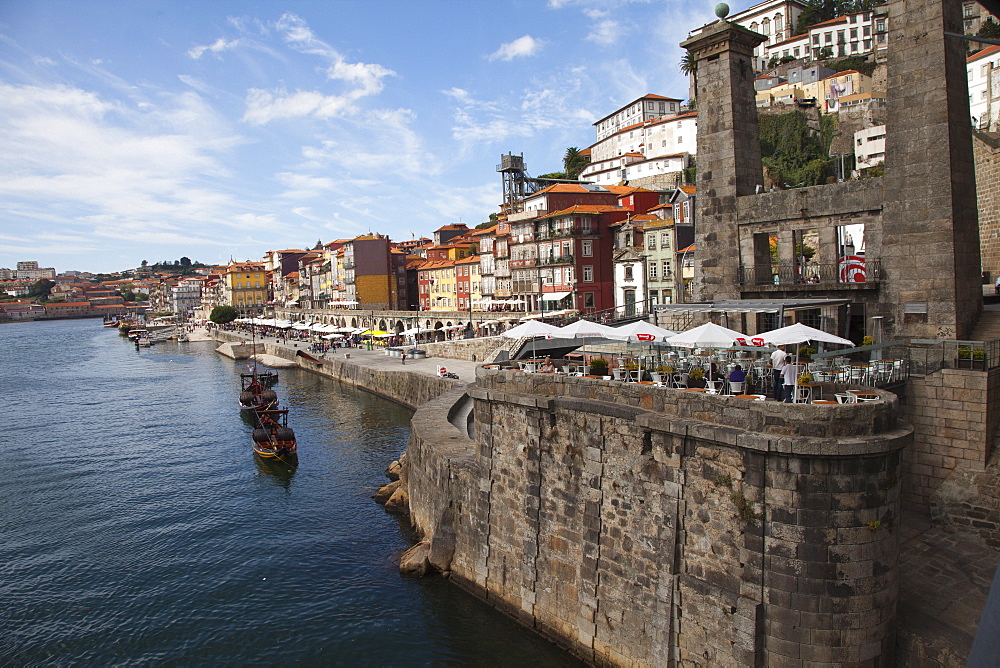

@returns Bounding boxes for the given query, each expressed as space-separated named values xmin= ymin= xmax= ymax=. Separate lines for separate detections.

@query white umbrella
xmin=551 ymin=319 xmax=621 ymax=368
xmin=759 ymin=323 xmax=854 ymax=403
xmin=665 ymin=322 xmax=747 ymax=349
xmin=612 ymin=321 xmax=677 ymax=343
xmin=611 ymin=321 xmax=678 ymax=378
xmin=758 ymin=323 xmax=853 ymax=347
xmin=551 ymin=319 xmax=620 ymax=339
xmin=501 ymin=320 xmax=561 ymax=360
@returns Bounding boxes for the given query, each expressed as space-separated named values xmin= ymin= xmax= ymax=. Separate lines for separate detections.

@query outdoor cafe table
xmin=684 ymin=387 xmax=708 ymax=393
xmin=849 ymin=391 xmax=881 ymax=402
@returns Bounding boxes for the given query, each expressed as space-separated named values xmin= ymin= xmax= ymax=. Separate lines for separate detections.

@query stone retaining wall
xmin=420 ymin=336 xmax=505 ymax=362
xmin=408 ymin=369 xmax=912 ymax=665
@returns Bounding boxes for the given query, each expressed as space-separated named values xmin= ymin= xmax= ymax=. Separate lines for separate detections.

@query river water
xmin=2 ymin=319 xmax=576 ymax=665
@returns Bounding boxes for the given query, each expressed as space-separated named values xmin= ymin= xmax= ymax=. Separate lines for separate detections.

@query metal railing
xmin=539 ymin=255 xmax=574 ymax=266
xmin=737 ymin=259 xmax=883 ymax=287
xmin=908 ymin=339 xmax=1000 ymax=374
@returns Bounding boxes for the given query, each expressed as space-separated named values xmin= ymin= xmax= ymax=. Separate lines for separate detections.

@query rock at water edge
xmin=372 ymin=480 xmax=401 ymax=504
xmin=385 ymin=486 xmax=409 ymax=515
xmin=385 ymin=460 xmax=401 ymax=482
xmin=400 ymin=541 xmax=431 ymax=577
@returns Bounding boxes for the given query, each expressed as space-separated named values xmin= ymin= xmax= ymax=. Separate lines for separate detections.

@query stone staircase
xmin=969 ymin=309 xmax=1000 ymax=341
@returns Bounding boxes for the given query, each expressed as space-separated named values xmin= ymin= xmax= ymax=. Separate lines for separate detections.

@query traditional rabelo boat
xmin=240 ymin=365 xmax=278 ymax=387
xmin=251 ymin=409 xmax=297 ymax=460
xmin=239 ymin=374 xmax=279 ymax=413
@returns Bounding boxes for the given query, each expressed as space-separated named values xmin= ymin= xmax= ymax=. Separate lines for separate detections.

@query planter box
xmin=957 ymin=358 xmax=985 ymax=370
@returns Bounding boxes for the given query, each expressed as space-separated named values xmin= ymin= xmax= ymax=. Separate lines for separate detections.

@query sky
xmin=0 ymin=0 xmax=722 ymax=274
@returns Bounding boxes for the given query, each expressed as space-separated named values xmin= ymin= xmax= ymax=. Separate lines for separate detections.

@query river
xmin=1 ymin=318 xmax=577 ymax=665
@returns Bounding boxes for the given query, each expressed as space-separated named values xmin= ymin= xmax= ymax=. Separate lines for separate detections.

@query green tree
xmin=180 ymin=256 xmax=192 ymax=267
xmin=977 ymin=20 xmax=1000 ymax=42
xmin=313 ymin=240 xmax=323 ymax=250
xmin=563 ymin=147 xmax=590 ymax=180
xmin=759 ymin=110 xmax=834 ymax=188
xmin=141 ymin=259 xmax=148 ymax=267
xmin=210 ymin=305 xmax=239 ymax=324
xmin=28 ymin=278 xmax=55 ymax=300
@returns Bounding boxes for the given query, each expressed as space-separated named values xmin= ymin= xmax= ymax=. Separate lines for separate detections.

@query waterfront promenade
xmin=208 ymin=327 xmax=997 ymax=662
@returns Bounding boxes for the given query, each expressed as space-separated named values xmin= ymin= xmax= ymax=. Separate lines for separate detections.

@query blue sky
xmin=0 ymin=0 xmax=720 ymax=274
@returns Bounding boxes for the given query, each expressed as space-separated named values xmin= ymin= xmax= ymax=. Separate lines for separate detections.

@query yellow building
xmin=224 ymin=262 xmax=266 ymax=308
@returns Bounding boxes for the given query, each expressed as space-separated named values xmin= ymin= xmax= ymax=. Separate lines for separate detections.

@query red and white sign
xmin=839 ymin=256 xmax=867 ymax=283
xmin=637 ymin=333 xmax=656 ymax=342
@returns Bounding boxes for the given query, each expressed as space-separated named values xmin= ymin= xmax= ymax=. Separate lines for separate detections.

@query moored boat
xmin=239 ymin=374 xmax=279 ymax=412
xmin=251 ymin=409 xmax=297 ymax=460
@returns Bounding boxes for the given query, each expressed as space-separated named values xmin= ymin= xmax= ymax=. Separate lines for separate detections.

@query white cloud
xmin=584 ymin=9 xmax=622 ymax=45
xmin=238 ymin=14 xmax=396 ymax=125
xmin=488 ymin=35 xmax=543 ymax=62
xmin=187 ymin=37 xmax=242 ymax=59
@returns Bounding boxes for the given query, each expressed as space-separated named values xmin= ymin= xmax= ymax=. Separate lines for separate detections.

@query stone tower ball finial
xmin=715 ymin=3 xmax=730 ymax=20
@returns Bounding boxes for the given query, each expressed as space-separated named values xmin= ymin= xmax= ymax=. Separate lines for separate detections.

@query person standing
xmin=770 ymin=344 xmax=787 ymax=401
xmin=782 ymin=360 xmax=801 ymax=403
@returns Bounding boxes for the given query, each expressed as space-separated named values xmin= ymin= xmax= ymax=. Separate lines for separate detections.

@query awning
xmin=542 ymin=291 xmax=571 ymax=302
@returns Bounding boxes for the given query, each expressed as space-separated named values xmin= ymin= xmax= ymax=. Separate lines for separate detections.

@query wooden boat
xmin=240 ymin=369 xmax=278 ymax=386
xmin=239 ymin=374 xmax=279 ymax=413
xmin=251 ymin=409 xmax=297 ymax=460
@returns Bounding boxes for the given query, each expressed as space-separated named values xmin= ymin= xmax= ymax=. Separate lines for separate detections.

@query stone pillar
xmin=879 ymin=0 xmax=981 ymax=339
xmin=681 ymin=20 xmax=766 ymax=302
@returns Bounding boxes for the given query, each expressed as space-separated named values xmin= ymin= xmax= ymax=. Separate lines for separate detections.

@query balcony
xmin=737 ymin=259 xmax=882 ymax=287
xmin=509 ymin=258 xmax=537 ymax=269
xmin=512 ymin=281 xmax=539 ymax=293
xmin=345 ymin=277 xmax=355 ymax=285
xmin=343 ymin=262 xmax=355 ymax=269
xmin=539 ymin=254 xmax=574 ymax=266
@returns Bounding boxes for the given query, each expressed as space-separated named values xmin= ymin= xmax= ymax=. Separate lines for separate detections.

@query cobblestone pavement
xmin=897 ymin=510 xmax=999 ymax=661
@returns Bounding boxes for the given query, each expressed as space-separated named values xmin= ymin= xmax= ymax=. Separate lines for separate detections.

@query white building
xmin=723 ymin=0 xmax=807 ymax=71
xmin=969 ymin=45 xmax=1000 ymax=131
xmin=804 ymin=10 xmax=883 ymax=61
xmin=15 ymin=261 xmax=56 ymax=280
xmin=170 ymin=278 xmax=203 ymax=316
xmin=854 ymin=125 xmax=886 ymax=170
xmin=579 ymin=99 xmax=697 ymax=187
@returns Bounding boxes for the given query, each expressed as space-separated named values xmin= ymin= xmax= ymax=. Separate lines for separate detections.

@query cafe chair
xmin=728 ymin=380 xmax=744 ymax=395
xmin=835 ymin=393 xmax=857 ymax=404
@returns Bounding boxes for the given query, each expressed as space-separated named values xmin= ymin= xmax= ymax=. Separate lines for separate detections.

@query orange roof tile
xmin=969 ymin=44 xmax=1000 ymax=63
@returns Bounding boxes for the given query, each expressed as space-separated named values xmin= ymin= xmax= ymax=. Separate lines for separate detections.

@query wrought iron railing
xmin=539 ymin=255 xmax=574 ymax=266
xmin=908 ymin=339 xmax=1000 ymax=373
xmin=737 ymin=259 xmax=882 ymax=287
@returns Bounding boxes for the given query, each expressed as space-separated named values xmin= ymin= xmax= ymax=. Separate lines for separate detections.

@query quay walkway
xmin=207 ymin=327 xmax=998 ymax=663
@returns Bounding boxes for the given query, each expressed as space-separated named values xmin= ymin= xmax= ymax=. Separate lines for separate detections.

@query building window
xmin=583 ymin=265 xmax=594 ymax=282
xmin=648 ymin=234 xmax=656 ymax=250
xmin=584 ymin=292 xmax=595 ymax=308
xmin=582 ymin=219 xmax=592 ymax=234
xmin=649 ymin=263 xmax=657 ymax=279
xmin=662 ymin=260 xmax=672 ymax=276
xmin=624 ymin=265 xmax=634 ymax=281
xmin=582 ymin=240 xmax=593 ymax=257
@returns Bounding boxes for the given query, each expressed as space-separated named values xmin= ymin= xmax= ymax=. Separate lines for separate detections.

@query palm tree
xmin=563 ymin=147 xmax=589 ymax=180
xmin=681 ymin=51 xmax=697 ymax=104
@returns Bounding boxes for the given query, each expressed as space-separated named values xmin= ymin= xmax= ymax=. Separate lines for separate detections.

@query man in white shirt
xmin=770 ymin=345 xmax=787 ymax=400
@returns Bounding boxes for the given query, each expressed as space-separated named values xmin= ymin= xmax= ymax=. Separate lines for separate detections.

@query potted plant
xmin=797 ymin=344 xmax=816 ymax=362
xmin=688 ymin=367 xmax=706 ymax=388
xmin=589 ymin=357 xmax=609 ymax=377
xmin=957 ymin=346 xmax=986 ymax=370
xmin=623 ymin=360 xmax=640 ymax=371
xmin=798 ymin=371 xmax=814 ymax=385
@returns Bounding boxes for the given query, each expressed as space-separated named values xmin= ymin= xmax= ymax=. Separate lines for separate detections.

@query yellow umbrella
xmin=358 ymin=329 xmax=388 ymax=336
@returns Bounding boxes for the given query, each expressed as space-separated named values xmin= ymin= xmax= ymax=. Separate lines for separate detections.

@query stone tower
xmin=877 ymin=0 xmax=982 ymax=339
xmin=681 ymin=19 xmax=766 ymax=303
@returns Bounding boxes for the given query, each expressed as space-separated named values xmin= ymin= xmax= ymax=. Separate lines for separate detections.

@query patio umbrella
xmin=611 ymin=321 xmax=677 ymax=342
xmin=611 ymin=321 xmax=678 ymax=377
xmin=550 ymin=319 xmax=622 ymax=368
xmin=501 ymin=320 xmax=561 ymax=360
xmin=759 ymin=323 xmax=854 ymax=403
xmin=664 ymin=322 xmax=747 ymax=349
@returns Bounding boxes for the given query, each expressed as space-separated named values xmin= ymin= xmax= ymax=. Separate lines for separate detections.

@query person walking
xmin=782 ymin=360 xmax=801 ymax=403
xmin=770 ymin=344 xmax=788 ymax=401
xmin=401 ymin=351 xmax=406 ymax=365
